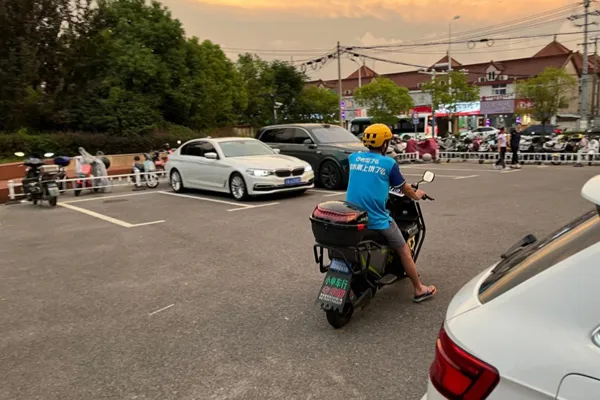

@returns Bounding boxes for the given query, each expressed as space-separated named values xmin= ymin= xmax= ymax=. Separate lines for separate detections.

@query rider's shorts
xmin=378 ymin=220 xmax=406 ymax=248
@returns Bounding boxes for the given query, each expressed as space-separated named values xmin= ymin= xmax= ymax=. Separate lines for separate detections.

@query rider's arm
xmin=390 ymin=163 xmax=424 ymax=200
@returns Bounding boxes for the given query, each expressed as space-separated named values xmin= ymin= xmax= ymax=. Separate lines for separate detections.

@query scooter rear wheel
xmin=326 ymin=304 xmax=354 ymax=329
xmin=48 ymin=196 xmax=57 ymax=207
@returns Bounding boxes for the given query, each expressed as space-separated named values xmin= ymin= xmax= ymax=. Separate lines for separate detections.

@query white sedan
xmin=421 ymin=175 xmax=600 ymax=400
xmin=165 ymin=137 xmax=314 ymax=201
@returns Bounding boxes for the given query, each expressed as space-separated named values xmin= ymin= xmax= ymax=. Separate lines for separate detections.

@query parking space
xmin=1 ymin=163 xmax=599 ymax=400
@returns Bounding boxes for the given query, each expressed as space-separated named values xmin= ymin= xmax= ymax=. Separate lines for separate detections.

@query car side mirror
xmin=422 ymin=170 xmax=435 ymax=183
xmin=303 ymin=138 xmax=314 ymax=145
xmin=205 ymin=152 xmax=218 ymax=160
xmin=273 ymin=148 xmax=281 ymax=154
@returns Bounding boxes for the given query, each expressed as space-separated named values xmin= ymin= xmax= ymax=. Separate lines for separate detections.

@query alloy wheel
xmin=231 ymin=175 xmax=246 ymax=200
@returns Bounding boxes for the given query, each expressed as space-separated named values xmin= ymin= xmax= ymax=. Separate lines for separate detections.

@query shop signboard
xmin=435 ymin=101 xmax=480 ymax=116
xmin=480 ymin=99 xmax=515 ymax=115
xmin=515 ymin=99 xmax=535 ymax=112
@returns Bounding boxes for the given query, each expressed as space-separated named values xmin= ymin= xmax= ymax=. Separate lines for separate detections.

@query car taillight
xmin=430 ymin=326 xmax=499 ymax=400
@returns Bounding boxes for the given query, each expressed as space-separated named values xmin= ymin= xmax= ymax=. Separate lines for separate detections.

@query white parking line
xmin=403 ymin=173 xmax=473 ymax=179
xmin=227 ymin=203 xmax=280 ymax=212
xmin=62 ymin=191 xmax=159 ymax=204
xmin=454 ymin=175 xmax=479 ymax=180
xmin=401 ymin=166 xmax=500 ymax=173
xmin=59 ymin=202 xmax=165 ymax=228
xmin=324 ymin=192 xmax=347 ymax=197
xmin=307 ymin=189 xmax=334 ymax=194
xmin=159 ymin=191 xmax=250 ymax=207
xmin=501 ymin=169 xmax=520 ymax=174
xmin=148 ymin=304 xmax=174 ymax=316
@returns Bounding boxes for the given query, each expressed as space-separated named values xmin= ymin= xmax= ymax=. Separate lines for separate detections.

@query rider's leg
xmin=380 ymin=220 xmax=435 ymax=298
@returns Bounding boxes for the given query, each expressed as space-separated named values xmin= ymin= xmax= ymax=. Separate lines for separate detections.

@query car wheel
xmin=229 ymin=173 xmax=249 ymax=201
xmin=170 ymin=169 xmax=185 ymax=193
xmin=319 ymin=161 xmax=342 ymax=190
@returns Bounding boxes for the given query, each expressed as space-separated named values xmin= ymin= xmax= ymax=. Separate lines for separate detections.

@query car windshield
xmin=311 ymin=126 xmax=361 ymax=144
xmin=479 ymin=210 xmax=600 ymax=304
xmin=220 ymin=140 xmax=275 ymax=157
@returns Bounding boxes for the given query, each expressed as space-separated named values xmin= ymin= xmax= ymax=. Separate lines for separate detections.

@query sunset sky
xmin=162 ymin=0 xmax=588 ymax=79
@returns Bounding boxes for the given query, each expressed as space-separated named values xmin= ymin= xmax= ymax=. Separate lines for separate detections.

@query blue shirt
xmin=346 ymin=152 xmax=406 ymax=230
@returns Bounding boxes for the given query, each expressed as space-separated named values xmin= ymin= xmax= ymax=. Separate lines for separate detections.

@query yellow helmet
xmin=362 ymin=123 xmax=393 ymax=148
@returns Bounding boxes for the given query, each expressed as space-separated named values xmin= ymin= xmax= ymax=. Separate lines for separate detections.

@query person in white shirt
xmin=494 ymin=127 xmax=508 ymax=170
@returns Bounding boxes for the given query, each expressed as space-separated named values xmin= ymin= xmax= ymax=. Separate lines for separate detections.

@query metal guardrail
xmin=7 ymin=170 xmax=168 ymax=202
xmin=396 ymin=152 xmax=419 ymax=162
xmin=437 ymin=151 xmax=600 ymax=165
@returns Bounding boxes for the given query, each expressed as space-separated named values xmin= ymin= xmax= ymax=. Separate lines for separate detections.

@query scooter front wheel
xmin=48 ymin=196 xmax=57 ymax=207
xmin=326 ymin=304 xmax=354 ymax=329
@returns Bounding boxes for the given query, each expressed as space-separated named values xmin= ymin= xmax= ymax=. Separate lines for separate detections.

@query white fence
xmin=7 ymin=170 xmax=168 ymax=203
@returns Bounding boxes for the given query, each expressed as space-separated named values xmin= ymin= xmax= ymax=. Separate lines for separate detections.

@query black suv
xmin=256 ymin=124 xmax=367 ymax=190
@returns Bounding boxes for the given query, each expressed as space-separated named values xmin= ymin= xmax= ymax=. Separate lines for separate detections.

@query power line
xmin=348 ymin=30 xmax=600 ymax=50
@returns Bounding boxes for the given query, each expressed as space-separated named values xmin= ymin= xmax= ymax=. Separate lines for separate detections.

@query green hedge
xmin=0 ymin=127 xmax=204 ymax=159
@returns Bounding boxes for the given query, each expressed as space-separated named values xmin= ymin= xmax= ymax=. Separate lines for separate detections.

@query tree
xmin=353 ymin=77 xmax=414 ymax=126
xmin=517 ymin=66 xmax=577 ymax=125
xmin=235 ymin=55 xmax=307 ymax=126
xmin=421 ymin=70 xmax=479 ymax=135
xmin=292 ymin=86 xmax=338 ymax=123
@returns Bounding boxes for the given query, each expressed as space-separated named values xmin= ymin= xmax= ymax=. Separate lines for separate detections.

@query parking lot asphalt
xmin=1 ymin=163 xmax=598 ymax=400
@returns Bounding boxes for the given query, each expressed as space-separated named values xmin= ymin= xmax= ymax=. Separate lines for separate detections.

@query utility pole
xmin=570 ymin=0 xmax=600 ymax=129
xmin=419 ymin=69 xmax=449 ymax=137
xmin=583 ymin=0 xmax=590 ymax=129
xmin=448 ymin=16 xmax=460 ymax=134
xmin=337 ymin=41 xmax=343 ymax=127
xmin=593 ymin=37 xmax=598 ymax=119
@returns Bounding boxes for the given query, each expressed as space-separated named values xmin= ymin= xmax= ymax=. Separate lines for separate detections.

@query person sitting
xmin=346 ymin=124 xmax=437 ymax=303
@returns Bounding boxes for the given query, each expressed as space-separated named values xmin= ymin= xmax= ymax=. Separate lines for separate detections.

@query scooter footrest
xmin=378 ymin=274 xmax=399 ymax=285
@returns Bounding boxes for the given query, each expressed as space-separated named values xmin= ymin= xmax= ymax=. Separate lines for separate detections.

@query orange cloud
xmin=192 ymin=0 xmax=573 ymax=21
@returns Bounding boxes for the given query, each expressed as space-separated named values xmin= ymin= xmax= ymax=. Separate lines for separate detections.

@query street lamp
xmin=348 ymin=55 xmax=363 ymax=88
xmin=448 ymin=15 xmax=460 ymax=135
xmin=448 ymin=15 xmax=460 ymax=72
xmin=274 ymin=102 xmax=283 ymax=123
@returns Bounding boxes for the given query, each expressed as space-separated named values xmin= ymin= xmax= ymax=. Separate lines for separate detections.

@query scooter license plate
xmin=316 ymin=262 xmax=352 ymax=312
xmin=47 ymin=184 xmax=59 ymax=197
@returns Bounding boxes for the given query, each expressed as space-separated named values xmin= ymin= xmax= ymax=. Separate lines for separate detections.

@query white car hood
xmin=229 ymin=155 xmax=308 ymax=170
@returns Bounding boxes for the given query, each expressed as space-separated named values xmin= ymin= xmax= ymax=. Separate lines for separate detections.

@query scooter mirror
xmin=422 ymin=170 xmax=435 ymax=183
xmin=14 ymin=152 xmax=25 ymax=157
xmin=44 ymin=152 xmax=54 ymax=158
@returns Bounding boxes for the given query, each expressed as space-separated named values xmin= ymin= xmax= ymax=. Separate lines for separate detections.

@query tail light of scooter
xmin=430 ymin=326 xmax=499 ymax=400
xmin=312 ymin=206 xmax=366 ymax=230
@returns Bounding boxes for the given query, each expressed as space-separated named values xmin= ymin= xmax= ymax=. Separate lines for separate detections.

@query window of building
xmin=488 ymin=71 xmax=496 ymax=81
xmin=492 ymin=84 xmax=507 ymax=95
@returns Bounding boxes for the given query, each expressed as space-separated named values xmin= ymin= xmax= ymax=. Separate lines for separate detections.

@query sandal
xmin=413 ymin=285 xmax=437 ymax=303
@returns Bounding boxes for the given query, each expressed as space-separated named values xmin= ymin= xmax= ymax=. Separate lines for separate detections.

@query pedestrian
xmin=494 ymin=127 xmax=508 ymax=170
xmin=510 ymin=124 xmax=522 ymax=169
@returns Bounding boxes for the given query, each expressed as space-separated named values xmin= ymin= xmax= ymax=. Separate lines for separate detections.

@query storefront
xmin=480 ymin=98 xmax=516 ymax=128
xmin=435 ymin=101 xmax=481 ymax=134
xmin=514 ymin=99 xmax=534 ymax=126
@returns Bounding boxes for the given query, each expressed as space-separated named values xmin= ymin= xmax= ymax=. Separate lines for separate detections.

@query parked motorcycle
xmin=542 ymin=135 xmax=568 ymax=165
xmin=14 ymin=151 xmax=60 ymax=207
xmin=310 ymin=170 xmax=436 ymax=329
xmin=132 ymin=153 xmax=160 ymax=188
xmin=74 ymin=147 xmax=111 ymax=196
xmin=53 ymin=156 xmax=70 ymax=193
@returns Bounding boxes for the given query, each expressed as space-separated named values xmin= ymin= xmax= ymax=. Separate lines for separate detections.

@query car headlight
xmin=304 ymin=165 xmax=313 ymax=173
xmin=246 ymin=169 xmax=273 ymax=177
